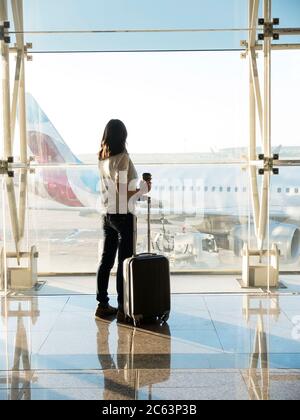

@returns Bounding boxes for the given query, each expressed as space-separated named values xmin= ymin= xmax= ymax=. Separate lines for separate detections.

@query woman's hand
xmin=139 ymin=179 xmax=151 ymax=194
xmin=146 ymin=180 xmax=152 ymax=193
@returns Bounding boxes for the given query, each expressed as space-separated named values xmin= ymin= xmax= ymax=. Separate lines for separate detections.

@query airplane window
xmin=227 ymin=187 xmax=231 ymax=192
xmin=243 ymin=187 xmax=247 ymax=193
xmin=235 ymin=187 xmax=238 ymax=193
xmin=205 ymin=187 xmax=208 ymax=192
xmin=219 ymin=187 xmax=223 ymax=192
xmin=212 ymin=187 xmax=216 ymax=192
xmin=286 ymin=188 xmax=290 ymax=193
xmin=277 ymin=188 xmax=282 ymax=193
xmin=295 ymin=188 xmax=299 ymax=194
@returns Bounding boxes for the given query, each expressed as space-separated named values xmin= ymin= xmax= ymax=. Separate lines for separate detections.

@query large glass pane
xmin=25 ymin=51 xmax=249 ymax=159
xmin=28 ymin=163 xmax=250 ymax=274
xmin=20 ymin=31 xmax=249 ymax=53
xmin=270 ymin=165 xmax=300 ymax=273
xmin=2 ymin=169 xmax=31 ymax=283
xmin=24 ymin=49 xmax=251 ymax=274
xmin=21 ymin=0 xmax=249 ymax=31
xmin=273 ymin=0 xmax=300 ymax=28
xmin=272 ymin=51 xmax=300 ymax=159
xmin=6 ymin=0 xmax=250 ymax=52
xmin=6 ymin=1 xmax=299 ymax=52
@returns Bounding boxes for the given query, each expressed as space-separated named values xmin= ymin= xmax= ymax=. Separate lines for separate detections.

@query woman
xmin=95 ymin=119 xmax=151 ymax=321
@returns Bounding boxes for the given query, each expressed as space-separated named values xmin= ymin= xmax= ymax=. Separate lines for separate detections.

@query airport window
xmin=2 ymin=1 xmax=298 ymax=281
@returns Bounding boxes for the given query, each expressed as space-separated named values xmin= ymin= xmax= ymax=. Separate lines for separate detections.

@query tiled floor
xmin=0 ymin=293 xmax=300 ymax=400
xmin=25 ymin=274 xmax=300 ymax=295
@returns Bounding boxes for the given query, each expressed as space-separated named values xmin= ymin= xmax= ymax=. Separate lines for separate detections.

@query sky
xmin=21 ymin=0 xmax=300 ymax=32
xmin=24 ymin=49 xmax=300 ymax=156
xmin=21 ymin=0 xmax=248 ymax=52
xmin=1 ymin=0 xmax=300 ymax=156
xmin=25 ymin=51 xmax=250 ymax=155
xmin=17 ymin=0 xmax=299 ymax=53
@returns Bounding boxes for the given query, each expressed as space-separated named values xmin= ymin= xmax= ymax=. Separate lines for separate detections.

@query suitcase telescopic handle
xmin=147 ymin=196 xmax=151 ymax=253
xmin=133 ymin=195 xmax=152 ymax=256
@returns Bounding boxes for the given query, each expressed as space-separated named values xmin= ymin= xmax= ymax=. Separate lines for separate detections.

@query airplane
xmin=25 ymin=93 xmax=300 ymax=266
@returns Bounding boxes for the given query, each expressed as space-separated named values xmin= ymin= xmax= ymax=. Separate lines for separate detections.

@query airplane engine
xmin=231 ymin=222 xmax=300 ymax=262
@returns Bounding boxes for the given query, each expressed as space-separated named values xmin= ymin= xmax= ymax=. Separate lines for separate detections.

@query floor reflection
xmin=0 ymin=293 xmax=299 ymax=400
xmin=96 ymin=320 xmax=171 ymax=400
xmin=243 ymin=295 xmax=281 ymax=400
xmin=0 ymin=297 xmax=40 ymax=400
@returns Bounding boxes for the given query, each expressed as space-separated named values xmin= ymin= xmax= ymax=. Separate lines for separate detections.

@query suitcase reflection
xmin=96 ymin=320 xmax=171 ymax=400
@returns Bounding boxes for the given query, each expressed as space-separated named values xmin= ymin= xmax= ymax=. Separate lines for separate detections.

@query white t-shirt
xmin=98 ymin=152 xmax=138 ymax=214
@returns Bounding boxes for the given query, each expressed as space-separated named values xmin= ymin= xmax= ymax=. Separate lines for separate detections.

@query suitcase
xmin=123 ymin=196 xmax=171 ymax=327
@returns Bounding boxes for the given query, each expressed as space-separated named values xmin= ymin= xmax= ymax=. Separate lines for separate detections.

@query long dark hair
xmin=99 ymin=119 xmax=127 ymax=160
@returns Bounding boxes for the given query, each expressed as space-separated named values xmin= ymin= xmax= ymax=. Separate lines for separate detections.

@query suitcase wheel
xmin=133 ymin=315 xmax=143 ymax=328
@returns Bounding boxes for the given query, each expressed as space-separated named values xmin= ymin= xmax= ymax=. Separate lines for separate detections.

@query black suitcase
xmin=123 ymin=197 xmax=171 ymax=327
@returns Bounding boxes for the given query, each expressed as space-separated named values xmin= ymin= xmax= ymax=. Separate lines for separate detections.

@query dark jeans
xmin=97 ymin=213 xmax=134 ymax=310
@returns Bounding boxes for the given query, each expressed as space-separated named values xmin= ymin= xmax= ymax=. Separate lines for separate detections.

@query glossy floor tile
xmin=4 ymin=369 xmax=299 ymax=400
xmin=1 ymin=293 xmax=300 ymax=399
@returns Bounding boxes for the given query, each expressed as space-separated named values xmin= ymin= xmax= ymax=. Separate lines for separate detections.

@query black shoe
xmin=116 ymin=310 xmax=127 ymax=324
xmin=95 ymin=304 xmax=118 ymax=320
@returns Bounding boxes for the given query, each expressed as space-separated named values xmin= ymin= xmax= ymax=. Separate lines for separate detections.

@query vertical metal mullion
xmin=249 ymin=0 xmax=261 ymax=241
xmin=263 ymin=0 xmax=272 ymax=158
xmin=1 ymin=0 xmax=12 ymax=158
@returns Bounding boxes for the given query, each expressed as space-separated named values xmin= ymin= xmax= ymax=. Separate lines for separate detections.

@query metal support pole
xmin=12 ymin=0 xmax=28 ymax=240
xmin=1 ymin=0 xmax=20 ymax=260
xmin=250 ymin=49 xmax=263 ymax=136
xmin=257 ymin=0 xmax=272 ymax=250
xmin=263 ymin=0 xmax=272 ymax=158
xmin=11 ymin=49 xmax=22 ymax=143
xmin=0 ymin=0 xmax=12 ymax=158
xmin=12 ymin=0 xmax=27 ymax=164
xmin=248 ymin=0 xmax=260 ymax=240
xmin=147 ymin=196 xmax=151 ymax=253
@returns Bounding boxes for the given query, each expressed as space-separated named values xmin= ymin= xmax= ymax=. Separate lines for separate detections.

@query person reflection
xmin=96 ymin=319 xmax=171 ymax=400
